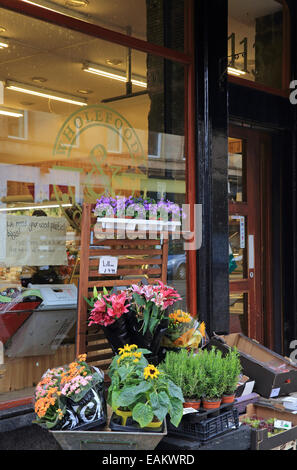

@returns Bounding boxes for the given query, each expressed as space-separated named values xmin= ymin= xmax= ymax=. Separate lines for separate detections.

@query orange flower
xmin=169 ymin=310 xmax=191 ymax=324
xmin=199 ymin=321 xmax=206 ymax=337
xmin=77 ymin=354 xmax=87 ymax=362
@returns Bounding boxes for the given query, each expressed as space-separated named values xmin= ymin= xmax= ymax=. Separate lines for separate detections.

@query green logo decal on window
xmin=52 ymin=104 xmax=147 ymax=225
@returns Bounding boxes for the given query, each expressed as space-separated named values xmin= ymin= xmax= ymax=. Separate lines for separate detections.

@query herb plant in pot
xmin=108 ymin=344 xmax=184 ymax=431
xmin=160 ymin=349 xmax=205 ymax=410
xmin=221 ymin=347 xmax=242 ymax=404
xmin=200 ymin=347 xmax=226 ymax=410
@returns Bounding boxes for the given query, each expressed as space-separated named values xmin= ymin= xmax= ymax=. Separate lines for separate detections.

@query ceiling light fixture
xmin=83 ymin=62 xmax=147 ymax=88
xmin=0 ymin=106 xmax=23 ymax=118
xmin=0 ymin=203 xmax=72 ymax=212
xmin=32 ymin=76 xmax=48 ymax=83
xmin=0 ymin=41 xmax=8 ymax=49
xmin=228 ymin=67 xmax=246 ymax=77
xmin=77 ymin=89 xmax=93 ymax=95
xmin=65 ymin=0 xmax=89 ymax=7
xmin=5 ymin=80 xmax=87 ymax=106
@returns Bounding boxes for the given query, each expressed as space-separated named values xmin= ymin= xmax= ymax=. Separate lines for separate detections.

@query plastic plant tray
xmin=51 ymin=420 xmax=167 ymax=451
xmin=167 ymin=404 xmax=239 ymax=443
xmin=109 ymin=412 xmax=164 ymax=433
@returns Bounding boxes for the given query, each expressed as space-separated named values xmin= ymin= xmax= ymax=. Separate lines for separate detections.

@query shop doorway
xmin=228 ymin=125 xmax=273 ymax=345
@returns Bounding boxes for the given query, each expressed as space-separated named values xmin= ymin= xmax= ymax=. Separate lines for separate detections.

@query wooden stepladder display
xmin=76 ymin=203 xmax=169 ymax=371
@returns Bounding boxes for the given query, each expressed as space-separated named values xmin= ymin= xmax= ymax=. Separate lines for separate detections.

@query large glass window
xmin=228 ymin=0 xmax=285 ymax=90
xmin=19 ymin=0 xmax=185 ymax=51
xmin=0 ymin=7 xmax=187 ymax=404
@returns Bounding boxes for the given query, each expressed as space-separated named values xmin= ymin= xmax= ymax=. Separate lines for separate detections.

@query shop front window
xmin=19 ymin=0 xmax=185 ymax=51
xmin=0 ymin=7 xmax=187 ymax=404
xmin=228 ymin=0 xmax=286 ymax=90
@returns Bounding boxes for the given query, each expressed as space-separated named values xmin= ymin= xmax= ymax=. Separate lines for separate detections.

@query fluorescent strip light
xmin=131 ymin=79 xmax=147 ymax=88
xmin=0 ymin=41 xmax=8 ymax=49
xmin=5 ymin=80 xmax=87 ymax=106
xmin=85 ymin=66 xmax=127 ymax=83
xmin=0 ymin=203 xmax=72 ymax=212
xmin=228 ymin=67 xmax=246 ymax=77
xmin=83 ymin=63 xmax=147 ymax=88
xmin=0 ymin=107 xmax=23 ymax=118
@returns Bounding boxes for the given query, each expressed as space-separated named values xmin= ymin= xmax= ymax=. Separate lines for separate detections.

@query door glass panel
xmin=228 ymin=138 xmax=246 ymax=202
xmin=229 ymin=215 xmax=247 ymax=280
xmin=229 ymin=292 xmax=248 ymax=335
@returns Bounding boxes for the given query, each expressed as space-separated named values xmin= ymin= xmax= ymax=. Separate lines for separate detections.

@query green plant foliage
xmin=223 ymin=347 xmax=242 ymax=395
xmin=160 ymin=346 xmax=242 ymax=401
xmin=107 ymin=345 xmax=184 ymax=428
xmin=160 ymin=349 xmax=206 ymax=400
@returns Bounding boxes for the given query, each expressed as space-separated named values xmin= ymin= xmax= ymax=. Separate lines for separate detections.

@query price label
xmin=99 ymin=256 xmax=118 ymax=275
xmin=182 ymin=407 xmax=198 ymax=415
xmin=274 ymin=419 xmax=292 ymax=430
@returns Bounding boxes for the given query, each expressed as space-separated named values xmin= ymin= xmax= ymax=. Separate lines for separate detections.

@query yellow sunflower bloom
xmin=144 ymin=364 xmax=160 ymax=380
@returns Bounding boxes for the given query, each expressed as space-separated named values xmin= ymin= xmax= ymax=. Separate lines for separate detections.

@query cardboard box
xmin=236 ymin=374 xmax=255 ymax=397
xmin=240 ymin=403 xmax=297 ymax=450
xmin=209 ymin=333 xmax=297 ymax=398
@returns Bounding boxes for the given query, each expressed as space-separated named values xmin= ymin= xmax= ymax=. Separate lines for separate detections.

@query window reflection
xmin=228 ymin=0 xmax=284 ymax=89
xmin=0 ymin=7 xmax=187 ymax=403
xmin=228 ymin=138 xmax=246 ymax=202
xmin=229 ymin=292 xmax=248 ymax=335
xmin=229 ymin=215 xmax=247 ymax=280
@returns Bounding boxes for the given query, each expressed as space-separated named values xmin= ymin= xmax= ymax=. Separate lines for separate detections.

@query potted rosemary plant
xmin=160 ymin=349 xmax=206 ymax=409
xmin=200 ymin=347 xmax=226 ymax=409
xmin=221 ymin=347 xmax=242 ymax=403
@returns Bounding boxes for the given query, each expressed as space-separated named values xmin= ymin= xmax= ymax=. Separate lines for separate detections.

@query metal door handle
xmin=248 ymin=234 xmax=254 ymax=278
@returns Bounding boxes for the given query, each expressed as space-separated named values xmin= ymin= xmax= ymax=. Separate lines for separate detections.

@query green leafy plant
xmin=223 ymin=347 xmax=242 ymax=395
xmin=108 ymin=344 xmax=184 ymax=428
xmin=241 ymin=416 xmax=285 ymax=437
xmin=160 ymin=349 xmax=206 ymax=400
xmin=199 ymin=347 xmax=226 ymax=400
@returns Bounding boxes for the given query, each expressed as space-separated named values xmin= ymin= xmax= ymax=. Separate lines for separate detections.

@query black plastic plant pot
xmin=109 ymin=413 xmax=164 ymax=433
xmin=125 ymin=310 xmax=169 ymax=357
xmin=101 ymin=315 xmax=132 ymax=354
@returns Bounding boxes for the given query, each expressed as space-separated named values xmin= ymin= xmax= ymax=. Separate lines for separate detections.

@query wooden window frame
xmin=0 ymin=0 xmax=196 ymax=409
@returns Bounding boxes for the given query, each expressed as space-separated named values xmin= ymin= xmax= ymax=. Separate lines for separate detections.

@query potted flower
xmin=33 ymin=354 xmax=107 ymax=430
xmin=125 ymin=281 xmax=181 ymax=361
xmin=94 ymin=193 xmax=184 ymax=232
xmin=108 ymin=344 xmax=184 ymax=431
xmin=86 ymin=286 xmax=132 ymax=354
xmin=221 ymin=347 xmax=242 ymax=403
xmin=160 ymin=349 xmax=206 ymax=409
xmin=95 ymin=193 xmax=184 ymax=220
xmin=107 ymin=344 xmax=151 ymax=425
